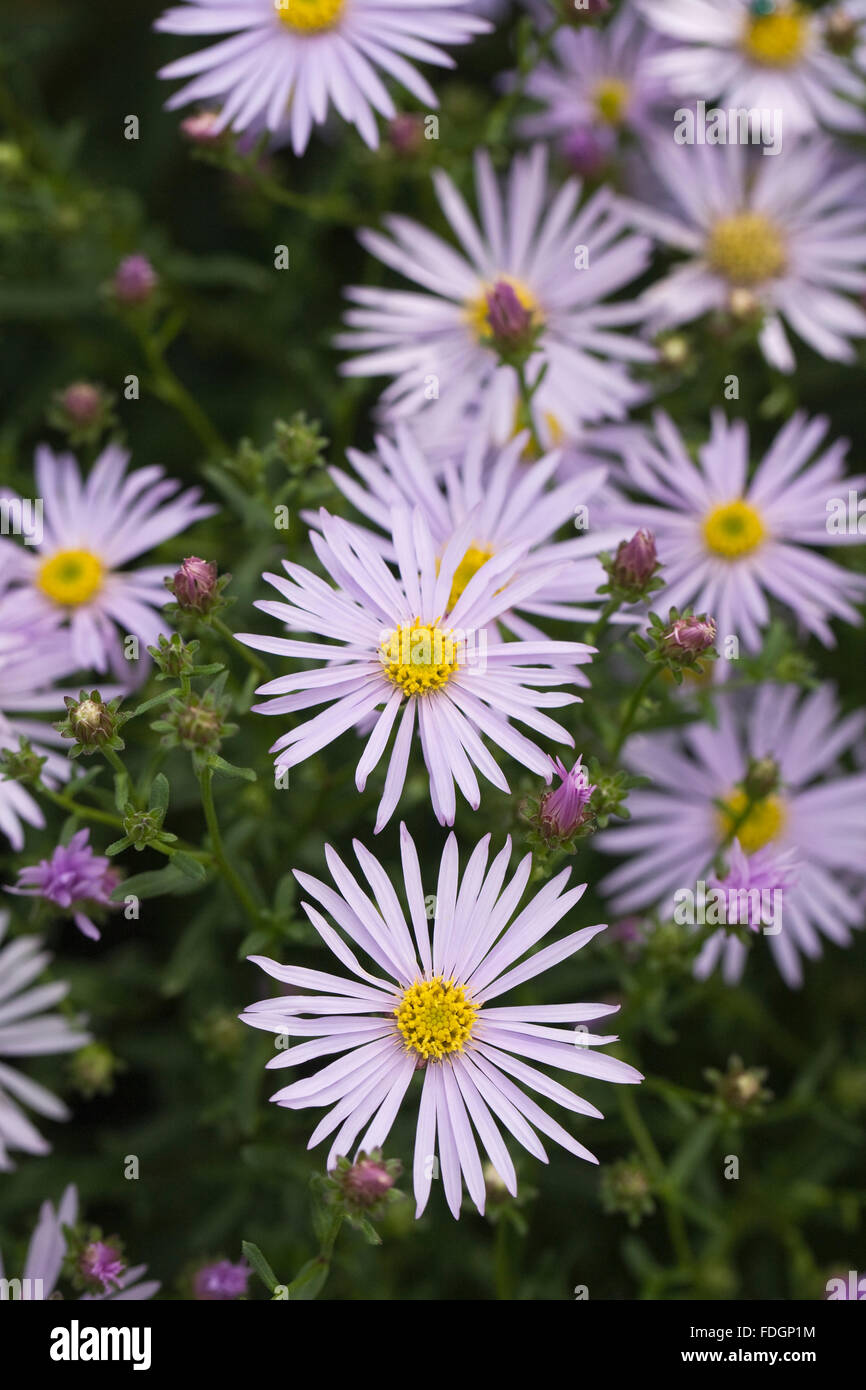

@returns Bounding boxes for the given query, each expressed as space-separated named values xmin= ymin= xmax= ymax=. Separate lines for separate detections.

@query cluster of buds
xmin=165 ymin=557 xmax=232 ymax=621
xmin=148 ymin=632 xmax=221 ymax=683
xmin=598 ymin=529 xmax=663 ymax=605
xmin=56 ymin=691 xmax=126 ymax=758
xmin=272 ymin=411 xmax=329 ymax=477
xmin=600 ymin=1157 xmax=656 ymax=1228
xmin=635 ymin=607 xmax=718 ymax=682
xmin=106 ymin=773 xmax=179 ymax=857
xmin=151 ymin=674 xmax=237 ymax=759
xmin=0 ymin=737 xmax=47 ymax=785
xmin=706 ymin=1055 xmax=772 ymax=1117
xmin=48 ymin=381 xmax=115 ymax=446
xmin=319 ymin=1151 xmax=403 ymax=1238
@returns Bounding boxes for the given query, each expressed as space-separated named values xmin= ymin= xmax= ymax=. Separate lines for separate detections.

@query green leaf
xmin=149 ymin=773 xmax=170 ymax=814
xmin=171 ymin=851 xmax=207 ymax=882
xmin=241 ymin=1240 xmax=280 ymax=1295
xmin=110 ymin=865 xmax=201 ymax=901
xmin=208 ymin=754 xmax=256 ymax=782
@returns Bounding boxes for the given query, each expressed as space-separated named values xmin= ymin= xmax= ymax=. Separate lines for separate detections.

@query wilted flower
xmin=193 ymin=1259 xmax=250 ymax=1301
xmin=80 ymin=1241 xmax=126 ymax=1294
xmin=662 ymin=614 xmax=717 ymax=660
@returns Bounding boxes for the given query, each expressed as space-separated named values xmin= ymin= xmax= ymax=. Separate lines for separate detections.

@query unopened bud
xmin=170 ymin=557 xmax=219 ymax=614
xmin=112 ymin=254 xmax=158 ymax=305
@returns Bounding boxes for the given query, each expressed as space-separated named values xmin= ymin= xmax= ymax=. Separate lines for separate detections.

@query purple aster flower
xmin=0 ymin=444 xmax=216 ymax=675
xmin=0 ymin=1186 xmax=159 ymax=1300
xmin=112 ymin=255 xmax=159 ymax=305
xmin=619 ymin=137 xmax=866 ymax=372
xmin=240 ymin=827 xmax=641 ymax=1218
xmin=520 ymin=7 xmax=675 ymax=159
xmin=7 ymin=829 xmax=120 ymax=941
xmin=155 ymin=0 xmax=489 ymax=157
xmin=238 ymin=506 xmax=593 ymax=830
xmin=540 ymin=755 xmax=596 ymax=838
xmin=319 ymin=423 xmax=623 ymax=639
xmin=606 ymin=410 xmax=866 ymax=658
xmin=0 ymin=912 xmax=91 ymax=1171
xmin=637 ymin=0 xmax=866 ymax=135
xmin=337 ymin=145 xmax=654 ymax=455
xmin=193 ymin=1258 xmax=251 ymax=1301
xmin=598 ymin=683 xmax=866 ymax=988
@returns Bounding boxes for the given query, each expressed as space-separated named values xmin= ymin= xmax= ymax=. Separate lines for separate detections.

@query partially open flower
xmin=170 ymin=557 xmax=219 ymax=614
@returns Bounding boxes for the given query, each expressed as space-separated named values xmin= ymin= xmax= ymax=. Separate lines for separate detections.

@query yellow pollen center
xmin=274 ymin=0 xmax=345 ymax=33
xmin=593 ymin=78 xmax=630 ymax=125
xmin=718 ymin=790 xmax=786 ymax=855
xmin=444 ymin=544 xmax=495 ymax=611
xmin=466 ymin=275 xmax=542 ymax=344
xmin=37 ymin=549 xmax=104 ymax=606
xmin=742 ymin=6 xmax=807 ymax=66
xmin=703 ymin=500 xmax=766 ymax=558
xmin=395 ymin=977 xmax=477 ymax=1061
xmin=706 ymin=213 xmax=787 ymax=286
xmin=380 ymin=620 xmax=459 ymax=697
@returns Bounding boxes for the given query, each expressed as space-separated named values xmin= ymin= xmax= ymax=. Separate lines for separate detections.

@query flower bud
xmin=59 ymin=692 xmax=123 ymax=752
xmin=388 ymin=113 xmax=425 ymax=155
xmin=170 ymin=557 xmax=219 ymax=614
xmin=49 ymin=382 xmax=114 ymax=445
xmin=662 ymin=614 xmax=717 ymax=661
xmin=485 ymin=279 xmax=535 ymax=353
xmin=193 ymin=1259 xmax=251 ymax=1301
xmin=743 ymin=755 xmax=780 ymax=801
xmin=180 ymin=110 xmax=223 ymax=143
xmin=561 ymin=126 xmax=611 ymax=178
xmin=339 ymin=1153 xmax=399 ymax=1210
xmin=112 ymin=254 xmax=158 ymax=305
xmin=610 ymin=529 xmax=658 ymax=598
xmin=539 ymin=755 xmax=596 ymax=840
xmin=79 ymin=1240 xmax=126 ymax=1294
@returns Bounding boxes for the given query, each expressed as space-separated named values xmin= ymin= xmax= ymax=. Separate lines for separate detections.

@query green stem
xmin=619 ymin=1089 xmax=693 ymax=1271
xmin=515 ymin=361 xmax=544 ymax=459
xmin=211 ymin=616 xmax=269 ymax=679
xmin=587 ymin=597 xmax=623 ymax=648
xmin=197 ymin=764 xmax=261 ymax=926
xmin=136 ymin=328 xmax=227 ymax=456
xmin=611 ymin=667 xmax=660 ymax=759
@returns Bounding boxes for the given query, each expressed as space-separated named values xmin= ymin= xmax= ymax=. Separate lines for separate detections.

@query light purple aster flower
xmin=0 ymin=618 xmax=77 ymax=851
xmin=80 ymin=1240 xmax=127 ymax=1293
xmin=637 ymin=0 xmax=866 ymax=134
xmin=155 ymin=0 xmax=489 ymax=156
xmin=0 ymin=1185 xmax=159 ymax=1300
xmin=7 ymin=829 xmax=120 ymax=942
xmin=597 ymin=684 xmax=866 ymax=988
xmin=520 ymin=7 xmax=675 ymax=166
xmin=337 ymin=145 xmax=655 ymax=455
xmin=0 ymin=444 xmax=216 ymax=676
xmin=619 ymin=137 xmax=866 ymax=372
xmin=0 ymin=912 xmax=91 ymax=1171
xmin=238 ymin=507 xmax=593 ymax=830
xmin=193 ymin=1258 xmax=251 ymax=1300
xmin=694 ymin=838 xmax=801 ymax=984
xmin=606 ymin=409 xmax=866 ymax=659
xmin=320 ymin=423 xmax=625 ymax=640
xmin=240 ymin=827 xmax=642 ymax=1218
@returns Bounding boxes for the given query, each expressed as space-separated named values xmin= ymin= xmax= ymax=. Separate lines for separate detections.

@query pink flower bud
xmin=612 ymin=529 xmax=658 ymax=593
xmin=59 ymin=382 xmax=103 ymax=426
xmin=388 ymin=114 xmax=424 ymax=155
xmin=180 ymin=110 xmax=223 ymax=143
xmin=341 ymin=1155 xmax=397 ymax=1208
xmin=112 ymin=254 xmax=158 ymax=305
xmin=171 ymin=557 xmax=218 ymax=613
xmin=539 ymin=755 xmax=596 ymax=838
xmin=485 ymin=280 xmax=534 ymax=350
xmin=663 ymin=615 xmax=717 ymax=659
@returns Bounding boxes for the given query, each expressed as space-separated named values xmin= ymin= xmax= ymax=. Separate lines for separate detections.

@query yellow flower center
xmin=274 ymin=0 xmax=345 ymax=33
xmin=703 ymin=500 xmax=766 ymax=558
xmin=380 ymin=620 xmax=459 ymax=697
xmin=395 ymin=977 xmax=477 ymax=1061
xmin=718 ymin=790 xmax=786 ymax=855
xmin=466 ymin=275 xmax=542 ymax=344
xmin=443 ymin=544 xmax=495 ymax=611
xmin=706 ymin=213 xmax=787 ymax=286
xmin=742 ymin=5 xmax=808 ymax=66
xmin=593 ymin=78 xmax=630 ymax=126
xmin=37 ymin=549 xmax=104 ymax=606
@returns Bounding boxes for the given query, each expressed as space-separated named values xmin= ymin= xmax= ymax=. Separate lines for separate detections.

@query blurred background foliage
xmin=0 ymin=0 xmax=864 ymax=1300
